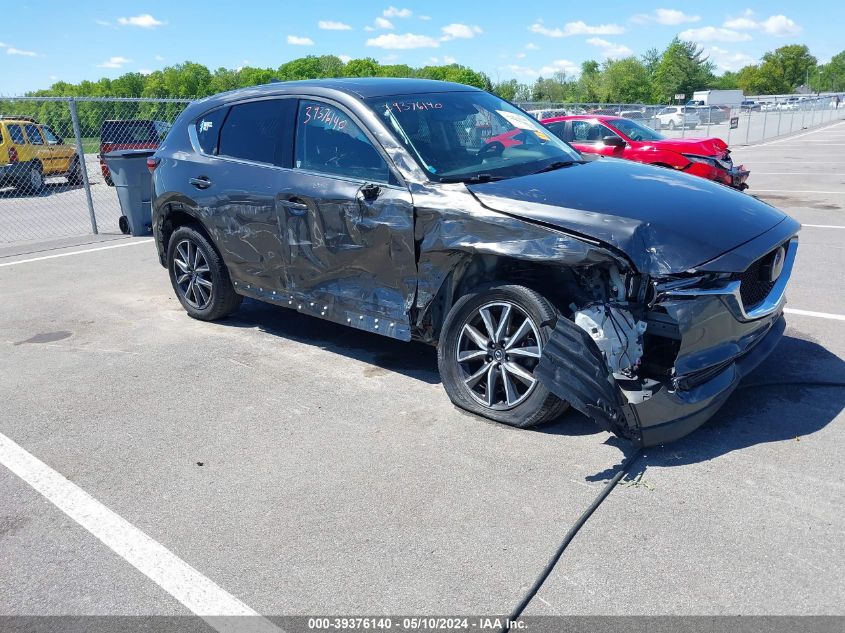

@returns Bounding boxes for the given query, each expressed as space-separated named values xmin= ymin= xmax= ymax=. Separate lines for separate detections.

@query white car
xmin=655 ymin=106 xmax=699 ymax=130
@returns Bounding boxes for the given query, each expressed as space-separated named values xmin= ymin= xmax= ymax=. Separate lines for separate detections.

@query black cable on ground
xmin=501 ymin=448 xmax=643 ymax=632
xmin=501 ymin=380 xmax=845 ymax=630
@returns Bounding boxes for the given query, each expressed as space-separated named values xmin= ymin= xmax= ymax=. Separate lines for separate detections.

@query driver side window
xmin=571 ymin=121 xmax=615 ymax=143
xmin=294 ymin=100 xmax=390 ymax=182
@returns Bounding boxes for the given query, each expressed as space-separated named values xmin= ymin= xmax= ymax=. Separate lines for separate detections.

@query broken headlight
xmin=682 ymin=153 xmax=732 ymax=171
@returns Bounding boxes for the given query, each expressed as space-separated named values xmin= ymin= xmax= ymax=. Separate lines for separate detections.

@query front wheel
xmin=438 ymin=284 xmax=568 ymax=428
xmin=167 ymin=225 xmax=242 ymax=321
xmin=67 ymin=157 xmax=83 ymax=185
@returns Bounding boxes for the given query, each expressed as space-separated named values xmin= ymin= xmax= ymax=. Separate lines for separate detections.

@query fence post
xmin=68 ymin=97 xmax=98 ymax=235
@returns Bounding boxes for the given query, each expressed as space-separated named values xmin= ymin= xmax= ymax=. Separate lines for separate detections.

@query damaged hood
xmin=468 ymin=158 xmax=787 ymax=276
xmin=646 ymin=136 xmax=729 ymax=157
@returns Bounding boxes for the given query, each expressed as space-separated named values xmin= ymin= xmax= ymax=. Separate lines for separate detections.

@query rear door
xmin=23 ymin=124 xmax=52 ymax=172
xmin=191 ymin=97 xmax=297 ymax=288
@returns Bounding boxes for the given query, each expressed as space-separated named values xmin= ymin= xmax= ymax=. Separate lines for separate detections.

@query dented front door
xmin=273 ymin=98 xmax=416 ymax=340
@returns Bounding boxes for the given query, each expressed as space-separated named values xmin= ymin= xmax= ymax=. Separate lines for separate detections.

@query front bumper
xmin=686 ymin=162 xmax=750 ymax=190
xmin=536 ymin=238 xmax=797 ymax=446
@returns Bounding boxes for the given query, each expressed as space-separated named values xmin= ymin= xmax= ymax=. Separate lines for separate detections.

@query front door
xmin=566 ymin=120 xmax=626 ymax=158
xmin=275 ymin=98 xmax=416 ymax=340
xmin=40 ymin=125 xmax=73 ymax=172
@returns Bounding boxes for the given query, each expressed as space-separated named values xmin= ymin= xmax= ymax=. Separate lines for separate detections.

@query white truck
xmin=686 ymin=89 xmax=744 ymax=108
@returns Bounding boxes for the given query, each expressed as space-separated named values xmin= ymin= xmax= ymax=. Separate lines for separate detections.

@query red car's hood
xmin=641 ymin=137 xmax=728 ymax=157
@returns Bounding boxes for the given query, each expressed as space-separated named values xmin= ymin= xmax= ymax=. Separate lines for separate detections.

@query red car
xmin=98 ymin=119 xmax=170 ymax=186
xmin=540 ymin=115 xmax=749 ymax=190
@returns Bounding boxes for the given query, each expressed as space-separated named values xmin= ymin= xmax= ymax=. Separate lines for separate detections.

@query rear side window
xmin=218 ymin=99 xmax=296 ymax=166
xmin=194 ymin=108 xmax=228 ymax=155
xmin=24 ymin=124 xmax=44 ymax=145
xmin=7 ymin=124 xmax=26 ymax=144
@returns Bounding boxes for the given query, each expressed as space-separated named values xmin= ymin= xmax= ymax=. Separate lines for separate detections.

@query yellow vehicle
xmin=0 ymin=116 xmax=82 ymax=195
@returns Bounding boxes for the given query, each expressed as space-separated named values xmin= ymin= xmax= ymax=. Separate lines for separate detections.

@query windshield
xmin=611 ymin=118 xmax=665 ymax=142
xmin=365 ymin=91 xmax=581 ymax=181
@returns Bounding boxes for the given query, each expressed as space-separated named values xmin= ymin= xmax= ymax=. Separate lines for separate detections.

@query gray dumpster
xmin=102 ymin=149 xmax=156 ymax=236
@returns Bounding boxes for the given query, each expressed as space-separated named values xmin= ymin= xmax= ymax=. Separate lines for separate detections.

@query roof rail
xmin=0 ymin=115 xmax=39 ymax=123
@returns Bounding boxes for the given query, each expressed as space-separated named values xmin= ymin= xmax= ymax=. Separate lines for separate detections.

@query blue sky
xmin=1 ymin=1 xmax=843 ymax=95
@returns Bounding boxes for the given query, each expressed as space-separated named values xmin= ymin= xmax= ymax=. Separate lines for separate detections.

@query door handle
xmin=282 ymin=197 xmax=308 ymax=215
xmin=189 ymin=176 xmax=212 ymax=189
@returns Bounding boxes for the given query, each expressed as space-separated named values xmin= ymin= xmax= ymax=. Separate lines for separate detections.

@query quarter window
xmin=218 ymin=99 xmax=295 ymax=166
xmin=24 ymin=124 xmax=44 ymax=145
xmin=195 ymin=108 xmax=228 ymax=155
xmin=294 ymin=100 xmax=390 ymax=182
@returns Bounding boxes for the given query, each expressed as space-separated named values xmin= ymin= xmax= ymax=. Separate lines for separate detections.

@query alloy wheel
xmin=456 ymin=301 xmax=542 ymax=410
xmin=173 ymin=239 xmax=213 ymax=309
xmin=30 ymin=165 xmax=43 ymax=191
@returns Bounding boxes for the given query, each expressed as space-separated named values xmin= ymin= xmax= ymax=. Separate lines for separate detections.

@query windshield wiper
xmin=438 ymin=173 xmax=505 ymax=184
xmin=532 ymin=160 xmax=584 ymax=174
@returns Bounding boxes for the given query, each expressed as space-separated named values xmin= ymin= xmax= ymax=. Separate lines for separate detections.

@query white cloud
xmin=539 ymin=59 xmax=580 ymax=76
xmin=374 ymin=17 xmax=394 ymax=29
xmin=707 ymin=46 xmax=757 ymax=72
xmin=318 ymin=20 xmax=352 ymax=31
xmin=679 ymin=26 xmax=752 ymax=42
xmin=419 ymin=15 xmax=431 ymax=21
xmin=383 ymin=6 xmax=412 ymax=18
xmin=760 ymin=15 xmax=801 ymax=36
xmin=98 ymin=55 xmax=131 ymax=68
xmin=0 ymin=42 xmax=6 ymax=47
xmin=339 ymin=54 xmax=352 ymax=63
xmin=443 ymin=55 xmax=456 ymax=64
xmin=525 ymin=42 xmax=538 ymax=50
xmin=631 ymin=9 xmax=700 ymax=25
xmin=723 ymin=11 xmax=801 ymax=36
xmin=366 ymin=33 xmax=440 ymax=49
xmin=586 ymin=37 xmax=633 ymax=59
xmin=529 ymin=20 xmax=624 ymax=38
xmin=287 ymin=35 xmax=314 ymax=45
xmin=503 ymin=64 xmax=538 ymax=77
xmin=95 ymin=19 xmax=110 ymax=26
xmin=440 ymin=23 xmax=482 ymax=40
xmin=7 ymin=47 xmax=39 ymax=57
xmin=154 ymin=54 xmax=165 ymax=62
xmin=117 ymin=14 xmax=164 ymax=28
xmin=516 ymin=52 xmax=526 ymax=59
xmin=139 ymin=68 xmax=152 ymax=75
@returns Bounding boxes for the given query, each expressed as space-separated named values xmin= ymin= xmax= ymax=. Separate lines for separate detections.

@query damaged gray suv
xmin=151 ymin=78 xmax=799 ymax=446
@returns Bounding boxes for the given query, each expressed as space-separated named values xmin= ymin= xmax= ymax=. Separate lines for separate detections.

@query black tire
xmin=438 ymin=283 xmax=568 ymax=428
xmin=67 ymin=156 xmax=83 ymax=185
xmin=166 ymin=224 xmax=242 ymax=321
xmin=23 ymin=161 xmax=44 ymax=195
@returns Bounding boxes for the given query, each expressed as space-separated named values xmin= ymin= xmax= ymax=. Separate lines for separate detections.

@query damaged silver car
xmin=150 ymin=78 xmax=800 ymax=446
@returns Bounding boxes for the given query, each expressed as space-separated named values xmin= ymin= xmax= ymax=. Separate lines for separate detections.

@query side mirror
xmin=603 ymin=135 xmax=626 ymax=147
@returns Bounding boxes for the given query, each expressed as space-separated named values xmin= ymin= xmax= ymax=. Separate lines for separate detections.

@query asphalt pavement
xmin=0 ymin=120 xmax=843 ymax=626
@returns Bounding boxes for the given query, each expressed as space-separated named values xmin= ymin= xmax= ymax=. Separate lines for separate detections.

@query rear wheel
xmin=23 ymin=162 xmax=44 ymax=195
xmin=167 ymin=225 xmax=242 ymax=321
xmin=438 ymin=284 xmax=568 ymax=428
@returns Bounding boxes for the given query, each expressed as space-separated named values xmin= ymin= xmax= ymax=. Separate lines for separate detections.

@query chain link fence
xmin=0 ymin=94 xmax=843 ymax=246
xmin=0 ymin=97 xmax=190 ymax=245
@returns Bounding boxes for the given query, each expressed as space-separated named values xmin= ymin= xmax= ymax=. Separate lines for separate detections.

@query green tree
xmin=818 ymin=50 xmax=845 ymax=91
xmin=757 ymin=44 xmax=817 ymax=92
xmin=599 ymin=57 xmax=651 ymax=103
xmin=652 ymin=38 xmax=715 ymax=102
